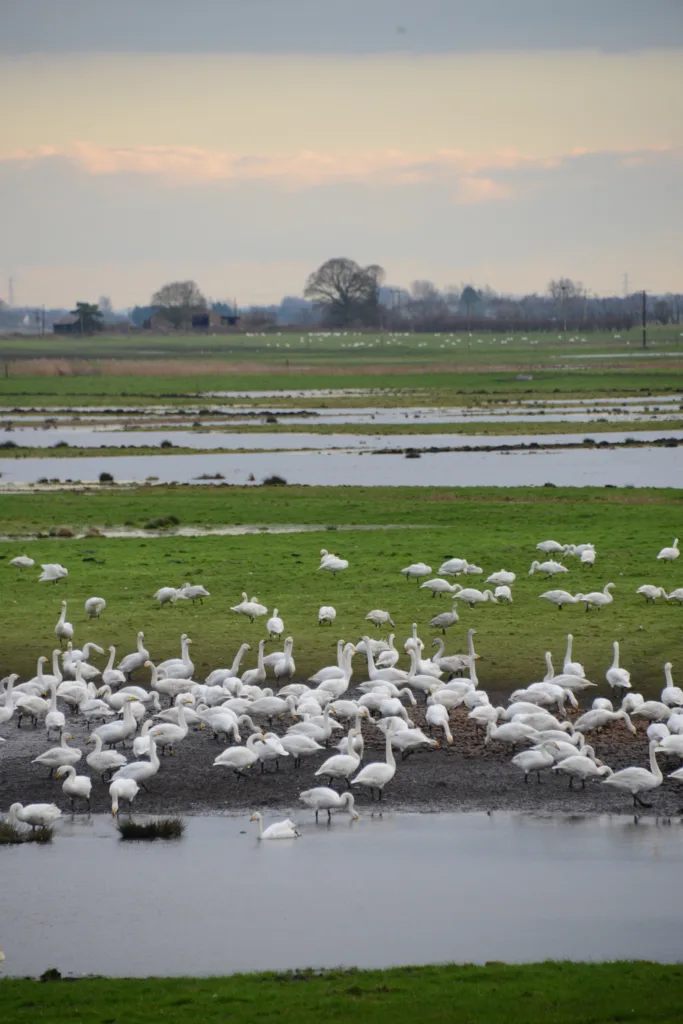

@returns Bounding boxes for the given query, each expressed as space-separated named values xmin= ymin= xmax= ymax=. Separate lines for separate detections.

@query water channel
xmin=1 ymin=812 xmax=679 ymax=977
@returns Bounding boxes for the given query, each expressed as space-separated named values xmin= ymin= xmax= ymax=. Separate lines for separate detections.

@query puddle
xmin=0 ymin=812 xmax=679 ymax=977
xmin=0 ymin=445 xmax=678 ymax=488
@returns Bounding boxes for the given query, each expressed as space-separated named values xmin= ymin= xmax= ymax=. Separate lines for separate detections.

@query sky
xmin=1 ymin=1 xmax=682 ymax=309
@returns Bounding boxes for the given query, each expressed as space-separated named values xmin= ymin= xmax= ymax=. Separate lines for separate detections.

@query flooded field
xmin=1 ymin=444 xmax=679 ymax=487
xmin=1 ymin=812 xmax=679 ymax=978
xmin=4 ymin=427 xmax=683 ymax=451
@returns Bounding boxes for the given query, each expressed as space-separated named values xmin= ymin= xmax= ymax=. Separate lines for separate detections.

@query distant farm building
xmin=52 ymin=315 xmax=81 ymax=335
xmin=143 ymin=308 xmax=239 ymax=331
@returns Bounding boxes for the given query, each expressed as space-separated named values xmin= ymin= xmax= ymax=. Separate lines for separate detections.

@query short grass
xmin=1 ymin=486 xmax=681 ymax=693
xmin=1 ymin=962 xmax=681 ymax=1024
xmin=0 ymin=367 xmax=681 ymax=408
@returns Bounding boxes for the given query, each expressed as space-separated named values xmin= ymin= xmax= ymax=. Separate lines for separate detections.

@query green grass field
xmin=1 ymin=486 xmax=680 ymax=691
xmin=1 ymin=962 xmax=681 ymax=1024
xmin=0 ymin=326 xmax=681 ymax=409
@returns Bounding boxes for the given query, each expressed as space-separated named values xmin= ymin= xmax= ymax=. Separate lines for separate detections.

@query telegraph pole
xmin=642 ymin=291 xmax=647 ymax=350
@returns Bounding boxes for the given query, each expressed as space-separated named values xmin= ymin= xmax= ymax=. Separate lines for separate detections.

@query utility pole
xmin=8 ymin=277 xmax=14 ymax=307
xmin=642 ymin=291 xmax=647 ymax=349
xmin=560 ymin=283 xmax=568 ymax=333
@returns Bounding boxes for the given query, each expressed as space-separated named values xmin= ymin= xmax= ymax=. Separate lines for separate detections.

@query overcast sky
xmin=1 ymin=1 xmax=682 ymax=308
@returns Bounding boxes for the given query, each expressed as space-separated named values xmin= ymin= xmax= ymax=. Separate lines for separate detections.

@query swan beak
xmin=448 ymin=738 xmax=454 ymax=744
xmin=435 ymin=742 xmax=440 ymax=748
xmin=199 ymin=723 xmax=205 ymax=730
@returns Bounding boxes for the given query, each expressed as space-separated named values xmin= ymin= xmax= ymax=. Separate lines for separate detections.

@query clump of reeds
xmin=117 ymin=817 xmax=185 ymax=841
xmin=0 ymin=822 xmax=54 ymax=844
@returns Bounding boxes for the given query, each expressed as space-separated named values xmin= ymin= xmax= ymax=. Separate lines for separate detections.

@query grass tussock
xmin=0 ymin=821 xmax=54 ymax=844
xmin=117 ymin=817 xmax=185 ymax=841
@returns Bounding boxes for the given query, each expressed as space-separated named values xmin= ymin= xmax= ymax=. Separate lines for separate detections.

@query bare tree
xmin=151 ymin=280 xmax=207 ymax=328
xmin=304 ymin=258 xmax=385 ymax=326
xmin=408 ymin=280 xmax=446 ymax=320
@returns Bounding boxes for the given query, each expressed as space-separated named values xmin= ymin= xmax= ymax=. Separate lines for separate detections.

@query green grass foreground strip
xmin=1 ymin=962 xmax=681 ymax=1024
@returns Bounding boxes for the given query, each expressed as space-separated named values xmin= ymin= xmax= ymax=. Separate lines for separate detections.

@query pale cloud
xmin=0 ymin=141 xmax=675 ymax=198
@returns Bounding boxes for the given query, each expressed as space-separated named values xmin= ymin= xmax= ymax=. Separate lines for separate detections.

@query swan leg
xmin=524 ymin=773 xmax=529 ymax=784
xmin=378 ymin=788 xmax=383 ymax=802
xmin=536 ymin=771 xmax=542 ymax=784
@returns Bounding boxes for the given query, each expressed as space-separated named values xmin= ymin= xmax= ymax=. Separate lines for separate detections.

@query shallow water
xmin=5 ymin=427 xmax=683 ymax=451
xmin=0 ymin=812 xmax=679 ymax=977
xmin=1 ymin=445 xmax=679 ymax=487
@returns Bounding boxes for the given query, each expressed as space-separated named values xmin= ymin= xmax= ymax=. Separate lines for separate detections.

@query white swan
xmin=351 ymin=724 xmax=396 ymax=800
xmin=111 ymin=735 xmax=161 ymax=788
xmin=578 ymin=583 xmax=615 ymax=611
xmin=156 ymin=634 xmax=194 ymax=680
xmin=573 ymin=708 xmax=636 ymax=736
xmin=56 ymin=765 xmax=92 ymax=811
xmin=101 ymin=647 xmax=126 ymax=689
xmin=536 ymin=540 xmax=565 ymax=554
xmin=8 ymin=802 xmax=61 ymax=829
xmin=454 ymin=588 xmax=499 ymax=608
xmin=400 ymin=562 xmax=432 ymax=581
xmin=365 ymin=609 xmax=395 ymax=628
xmin=0 ymin=674 xmax=17 ymax=725
xmin=318 ymin=605 xmax=336 ymax=626
xmin=213 ymin=732 xmax=265 ymax=777
xmin=376 ymin=634 xmax=399 ymax=669
xmin=86 ymin=733 xmax=127 ymax=780
xmin=420 ymin=578 xmax=459 ymax=597
xmin=109 ymin=778 xmax=139 ymax=815
xmin=299 ymin=788 xmax=359 ymax=822
xmin=241 ymin=639 xmax=268 ymax=688
xmin=511 ymin=741 xmax=559 ymax=783
xmin=178 ymin=582 xmax=210 ymax=603
xmin=318 ymin=553 xmax=348 ymax=574
xmin=44 ymin=681 xmax=66 ymax=740
xmin=231 ymin=592 xmax=268 ymax=621
xmin=39 ymin=563 xmax=68 ymax=583
xmin=438 ymin=557 xmax=469 ymax=576
xmin=661 ymin=663 xmax=683 ymax=707
xmin=425 ymin=703 xmax=454 ymax=744
xmin=149 ymin=700 xmax=191 ymax=754
xmin=553 ymin=755 xmax=613 ymax=788
xmin=431 ymin=630 xmax=479 ymax=677
xmin=580 ymin=548 xmax=596 ymax=566
xmin=85 ymin=596 xmax=107 ymax=619
xmin=279 ymin=732 xmax=324 ymax=767
xmin=9 ymin=554 xmax=35 ymax=569
xmin=32 ymin=732 xmax=81 ymax=775
xmin=54 ymin=600 xmax=73 ymax=645
xmin=154 ymin=587 xmax=179 ymax=607
xmin=636 ymin=585 xmax=668 ymax=603
xmin=273 ymin=637 xmax=296 ymax=683
xmin=117 ymin=632 xmax=150 ymax=679
xmin=93 ymin=695 xmax=138 ymax=748
xmin=562 ymin=634 xmax=585 ymax=678
xmin=601 ymin=740 xmax=663 ymax=808
xmin=250 ymin=811 xmax=300 ymax=839
xmin=486 ymin=569 xmax=516 ymax=586
xmin=314 ymin=727 xmax=362 ymax=787
xmin=606 ymin=641 xmax=631 ymax=696
xmin=529 ymin=560 xmax=568 ymax=578
xmin=428 ymin=601 xmax=459 ymax=634
xmin=538 ymin=590 xmax=581 ymax=610
xmin=657 ymin=538 xmax=680 ymax=562
xmin=494 ymin=585 xmax=513 ymax=604
xmin=266 ymin=609 xmax=284 ymax=638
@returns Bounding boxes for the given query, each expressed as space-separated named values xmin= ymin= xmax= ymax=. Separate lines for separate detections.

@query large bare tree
xmin=304 ymin=258 xmax=384 ymax=326
xmin=151 ymin=280 xmax=207 ymax=328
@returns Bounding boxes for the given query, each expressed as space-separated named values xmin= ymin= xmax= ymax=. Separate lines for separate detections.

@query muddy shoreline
xmin=2 ymin=691 xmax=681 ymax=820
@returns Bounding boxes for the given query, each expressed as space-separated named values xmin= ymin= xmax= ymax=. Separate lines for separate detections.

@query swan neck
xmin=386 ymin=728 xmax=395 ymax=768
xmin=106 ymin=649 xmax=115 ymax=672
xmin=649 ymin=742 xmax=663 ymax=782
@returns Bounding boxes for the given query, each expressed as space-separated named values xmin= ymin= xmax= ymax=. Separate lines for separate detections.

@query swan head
xmin=250 ymin=811 xmax=262 ymax=822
